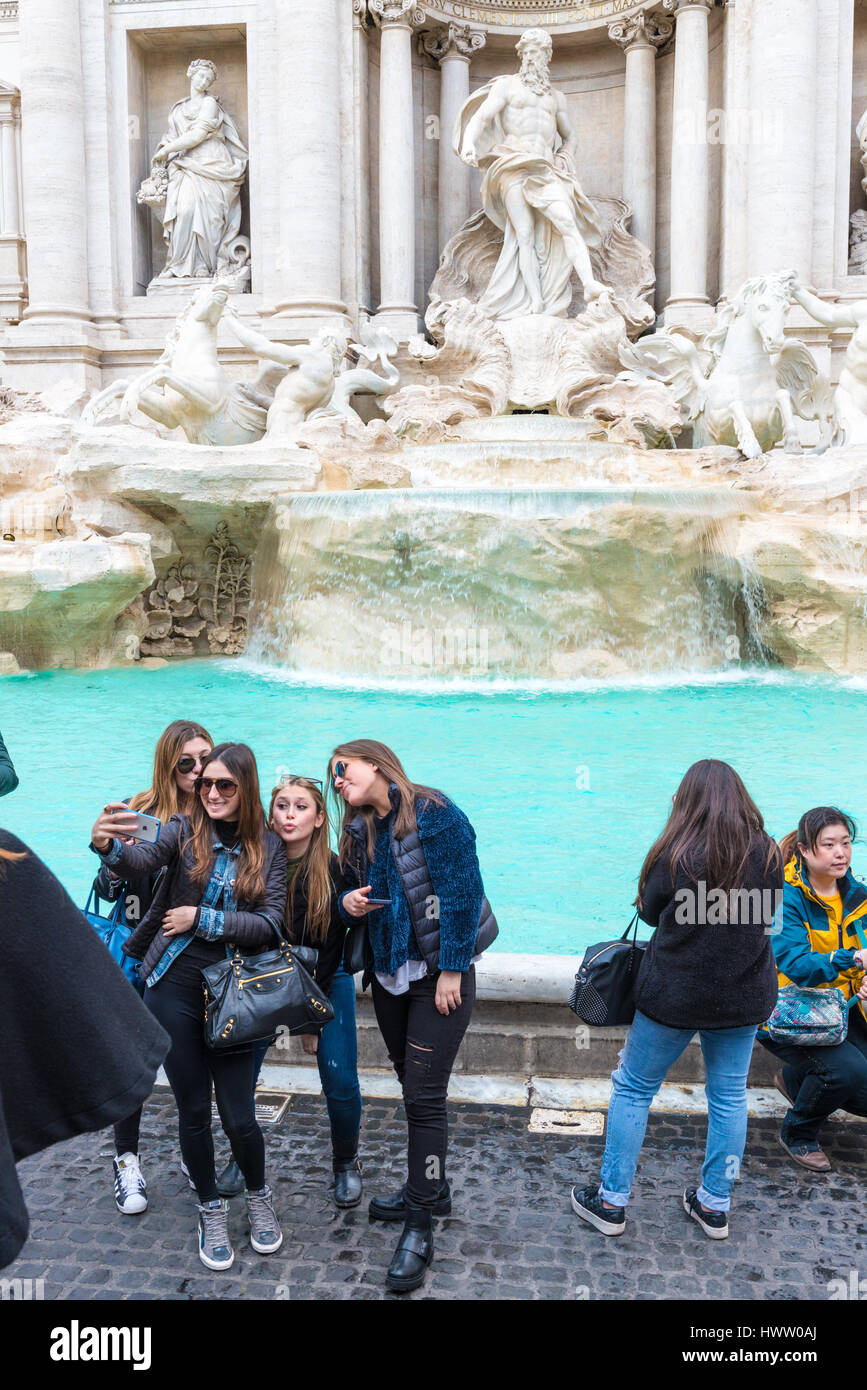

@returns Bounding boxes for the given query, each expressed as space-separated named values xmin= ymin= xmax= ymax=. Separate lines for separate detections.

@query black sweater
xmin=285 ymin=852 xmax=350 ymax=998
xmin=634 ymin=836 xmax=782 ymax=1029
xmin=0 ymin=829 xmax=169 ymax=1268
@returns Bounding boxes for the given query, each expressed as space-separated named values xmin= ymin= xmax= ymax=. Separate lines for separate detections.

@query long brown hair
xmin=185 ymin=743 xmax=267 ymax=903
xmin=130 ymin=719 xmax=213 ymax=822
xmin=327 ymin=739 xmax=445 ymax=865
xmin=779 ymin=807 xmax=857 ymax=870
xmin=268 ymin=777 xmax=332 ymax=943
xmin=636 ymin=759 xmax=779 ymax=903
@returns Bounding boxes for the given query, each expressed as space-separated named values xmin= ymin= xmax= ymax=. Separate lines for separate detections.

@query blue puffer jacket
xmin=338 ymin=788 xmax=485 ymax=976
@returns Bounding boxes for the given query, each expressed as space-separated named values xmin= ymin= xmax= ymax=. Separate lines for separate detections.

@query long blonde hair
xmin=185 ymin=743 xmax=266 ymax=903
xmin=327 ymin=739 xmax=445 ymax=867
xmin=130 ymin=719 xmax=213 ymax=822
xmin=268 ymin=777 xmax=332 ymax=944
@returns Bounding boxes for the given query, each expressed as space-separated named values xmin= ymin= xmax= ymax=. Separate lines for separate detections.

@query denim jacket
xmin=93 ymin=814 xmax=286 ymax=986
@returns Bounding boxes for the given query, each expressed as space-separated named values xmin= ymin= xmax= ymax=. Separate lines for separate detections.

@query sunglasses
xmin=176 ymin=754 xmax=209 ymax=775
xmin=278 ymin=774 xmax=323 ymax=789
xmin=196 ymin=776 xmax=238 ymax=796
xmin=331 ymin=760 xmax=347 ymax=786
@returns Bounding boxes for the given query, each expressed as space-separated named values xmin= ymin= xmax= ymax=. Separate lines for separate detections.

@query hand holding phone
xmin=343 ymin=885 xmax=389 ymax=916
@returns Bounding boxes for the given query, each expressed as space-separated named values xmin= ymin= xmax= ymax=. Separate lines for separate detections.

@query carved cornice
xmin=370 ymin=0 xmax=426 ymax=28
xmin=608 ymin=9 xmax=672 ymax=50
xmin=0 ymin=1 xmax=17 ymax=19
xmin=421 ymin=22 xmax=486 ymax=62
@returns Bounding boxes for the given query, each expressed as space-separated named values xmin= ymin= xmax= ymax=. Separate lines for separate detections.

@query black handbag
xmin=568 ymin=913 xmax=648 ymax=1027
xmin=202 ymin=935 xmax=334 ymax=1051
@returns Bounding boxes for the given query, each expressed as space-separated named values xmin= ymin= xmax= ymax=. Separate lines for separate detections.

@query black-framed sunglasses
xmin=176 ymin=754 xmax=209 ymax=775
xmin=196 ymin=776 xmax=238 ymax=796
xmin=277 ymin=774 xmax=323 ymax=789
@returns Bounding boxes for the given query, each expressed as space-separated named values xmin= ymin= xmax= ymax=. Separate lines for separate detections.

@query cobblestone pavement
xmin=6 ymin=1091 xmax=867 ymax=1301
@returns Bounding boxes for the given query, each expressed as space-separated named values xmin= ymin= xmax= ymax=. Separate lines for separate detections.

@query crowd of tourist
xmin=1 ymin=717 xmax=866 ymax=1289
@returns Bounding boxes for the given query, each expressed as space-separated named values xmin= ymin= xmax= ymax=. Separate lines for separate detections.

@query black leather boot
xmin=216 ymin=1158 xmax=245 ymax=1199
xmin=333 ymin=1156 xmax=363 ymax=1208
xmin=386 ymin=1204 xmax=434 ymax=1293
xmin=369 ymin=1178 xmax=451 ymax=1223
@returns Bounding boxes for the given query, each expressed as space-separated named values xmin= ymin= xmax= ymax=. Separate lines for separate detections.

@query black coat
xmin=0 ymin=829 xmax=169 ymax=1269
xmin=93 ymin=814 xmax=287 ymax=981
xmin=634 ymin=835 xmax=782 ymax=1029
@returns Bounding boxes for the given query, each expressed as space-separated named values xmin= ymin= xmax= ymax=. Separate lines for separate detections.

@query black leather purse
xmin=568 ymin=913 xmax=648 ymax=1027
xmin=202 ymin=935 xmax=334 ymax=1051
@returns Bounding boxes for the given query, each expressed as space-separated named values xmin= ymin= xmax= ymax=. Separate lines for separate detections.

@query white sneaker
xmin=113 ymin=1152 xmax=147 ymax=1215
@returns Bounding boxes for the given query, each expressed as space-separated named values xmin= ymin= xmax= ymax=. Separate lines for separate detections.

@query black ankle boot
xmin=369 ymin=1178 xmax=451 ymax=1223
xmin=333 ymin=1155 xmax=363 ymax=1208
xmin=386 ymin=1204 xmax=434 ymax=1293
xmin=216 ymin=1158 xmax=245 ymax=1199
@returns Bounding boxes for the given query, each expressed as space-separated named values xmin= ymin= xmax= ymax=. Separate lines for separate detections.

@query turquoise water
xmin=3 ymin=660 xmax=866 ymax=955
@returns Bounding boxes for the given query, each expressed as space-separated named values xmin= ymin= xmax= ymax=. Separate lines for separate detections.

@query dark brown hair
xmin=185 ymin=743 xmax=266 ymax=903
xmin=637 ymin=758 xmax=779 ymax=903
xmin=327 ymin=739 xmax=445 ymax=865
xmin=779 ymin=807 xmax=856 ymax=868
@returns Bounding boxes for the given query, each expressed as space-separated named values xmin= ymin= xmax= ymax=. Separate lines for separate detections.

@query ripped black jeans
xmin=372 ymin=967 xmax=476 ymax=1208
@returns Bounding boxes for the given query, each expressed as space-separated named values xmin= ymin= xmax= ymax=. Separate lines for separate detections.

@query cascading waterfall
xmin=245 ymin=487 xmax=768 ymax=682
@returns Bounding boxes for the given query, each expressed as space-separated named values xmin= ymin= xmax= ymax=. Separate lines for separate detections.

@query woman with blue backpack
xmin=87 ymin=719 xmax=212 ymax=1215
xmin=757 ymin=807 xmax=867 ymax=1173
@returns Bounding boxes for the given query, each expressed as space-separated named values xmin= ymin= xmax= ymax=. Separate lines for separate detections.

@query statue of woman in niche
xmin=138 ymin=59 xmax=250 ymax=290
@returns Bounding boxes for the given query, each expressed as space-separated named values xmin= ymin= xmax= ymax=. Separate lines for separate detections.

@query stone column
xmin=352 ymin=1 xmax=373 ymax=316
xmin=608 ymin=10 xmax=672 ymax=259
xmin=18 ymin=0 xmax=91 ymax=327
xmin=746 ymin=0 xmax=818 ymax=283
xmin=0 ymin=84 xmax=25 ymax=324
xmin=422 ymin=23 xmax=486 ymax=258
xmin=271 ymin=0 xmax=348 ymax=329
xmin=372 ymin=0 xmax=424 ymax=340
xmin=663 ymin=0 xmax=712 ymax=327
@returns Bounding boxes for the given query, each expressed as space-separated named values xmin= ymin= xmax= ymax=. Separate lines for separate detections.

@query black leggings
xmin=114 ymin=1108 xmax=143 ymax=1157
xmin=145 ymin=974 xmax=265 ymax=1202
xmin=372 ymin=967 xmax=476 ymax=1209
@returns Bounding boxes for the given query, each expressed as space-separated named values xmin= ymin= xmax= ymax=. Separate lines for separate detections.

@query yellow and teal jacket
xmin=761 ymin=855 xmax=867 ymax=1031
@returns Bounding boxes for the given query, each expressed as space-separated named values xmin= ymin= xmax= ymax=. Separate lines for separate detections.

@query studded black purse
xmin=202 ymin=935 xmax=334 ymax=1051
xmin=568 ymin=913 xmax=648 ymax=1027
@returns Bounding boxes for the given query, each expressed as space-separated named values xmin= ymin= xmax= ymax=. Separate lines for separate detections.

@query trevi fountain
xmin=2 ymin=0 xmax=867 ymax=944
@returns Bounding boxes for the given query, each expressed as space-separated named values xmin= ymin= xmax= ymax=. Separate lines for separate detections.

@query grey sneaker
xmin=245 ymin=1184 xmax=283 ymax=1254
xmin=197 ymin=1198 xmax=234 ymax=1271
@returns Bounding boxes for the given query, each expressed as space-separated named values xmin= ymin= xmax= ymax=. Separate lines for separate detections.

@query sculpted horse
xmin=621 ymin=271 xmax=829 ymax=458
xmin=82 ymin=282 xmax=267 ymax=445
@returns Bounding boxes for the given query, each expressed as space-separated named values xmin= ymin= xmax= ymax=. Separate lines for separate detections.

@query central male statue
xmin=455 ymin=27 xmax=605 ymax=320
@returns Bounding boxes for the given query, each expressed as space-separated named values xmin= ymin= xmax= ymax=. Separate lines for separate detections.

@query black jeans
xmin=758 ymin=1007 xmax=867 ymax=1144
xmin=146 ymin=974 xmax=265 ymax=1202
xmin=372 ymin=967 xmax=476 ymax=1209
xmin=114 ymin=1107 xmax=143 ymax=1157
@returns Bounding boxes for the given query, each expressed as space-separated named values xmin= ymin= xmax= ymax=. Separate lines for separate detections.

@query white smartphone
xmin=127 ymin=811 xmax=161 ymax=843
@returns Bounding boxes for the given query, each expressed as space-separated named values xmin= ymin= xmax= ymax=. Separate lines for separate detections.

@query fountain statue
xmin=137 ymin=59 xmax=250 ymax=293
xmin=81 ymin=285 xmax=400 ymax=448
xmin=454 ymin=27 xmax=606 ymax=318
xmin=620 ymin=271 xmax=832 ymax=457
xmin=382 ymin=28 xmax=679 ymax=445
xmin=789 ymin=278 xmax=867 ymax=446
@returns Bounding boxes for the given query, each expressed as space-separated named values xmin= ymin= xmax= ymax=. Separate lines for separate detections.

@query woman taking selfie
xmin=90 ymin=719 xmax=212 ymax=1216
xmin=571 ymin=759 xmax=782 ymax=1241
xmin=330 ymin=740 xmax=497 ymax=1293
xmin=233 ymin=776 xmax=363 ymax=1207
xmin=89 ymin=742 xmax=287 ymax=1271
xmin=758 ymin=807 xmax=867 ymax=1172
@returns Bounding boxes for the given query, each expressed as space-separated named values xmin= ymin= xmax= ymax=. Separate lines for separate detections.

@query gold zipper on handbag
xmin=237 ymin=966 xmax=293 ymax=988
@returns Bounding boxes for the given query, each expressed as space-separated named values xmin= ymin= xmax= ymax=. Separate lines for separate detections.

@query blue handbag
xmin=84 ymin=886 xmax=144 ymax=996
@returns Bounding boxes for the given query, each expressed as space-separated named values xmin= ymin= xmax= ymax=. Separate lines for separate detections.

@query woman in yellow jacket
xmin=759 ymin=807 xmax=867 ymax=1172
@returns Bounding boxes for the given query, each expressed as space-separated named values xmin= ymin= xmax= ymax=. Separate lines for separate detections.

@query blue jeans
xmin=599 ymin=1009 xmax=757 ymax=1213
xmin=253 ymin=966 xmax=363 ymax=1149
